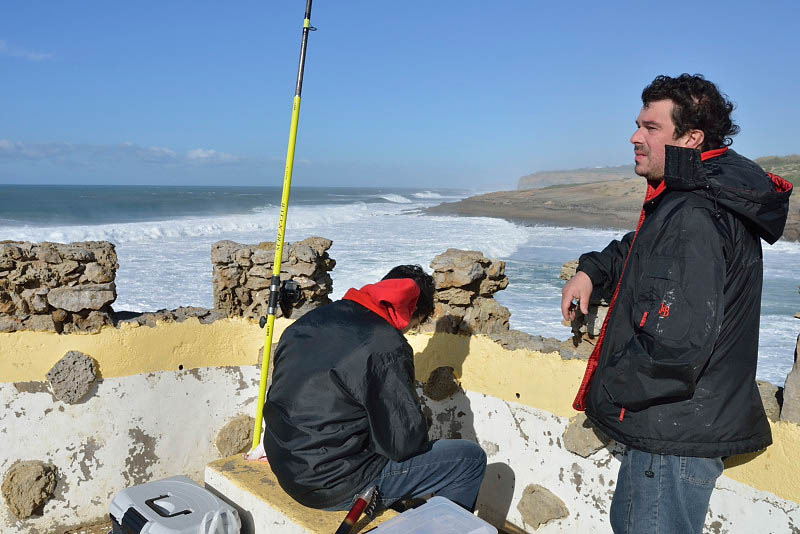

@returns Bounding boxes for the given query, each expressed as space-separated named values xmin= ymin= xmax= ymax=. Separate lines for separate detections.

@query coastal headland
xmin=426 ymin=174 xmax=800 ymax=242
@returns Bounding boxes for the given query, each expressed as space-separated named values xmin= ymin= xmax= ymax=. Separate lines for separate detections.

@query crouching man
xmin=263 ymin=264 xmax=487 ymax=513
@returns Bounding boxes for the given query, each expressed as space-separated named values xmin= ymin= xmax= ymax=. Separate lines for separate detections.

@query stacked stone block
xmin=211 ymin=237 xmax=335 ymax=320
xmin=425 ymin=248 xmax=511 ymax=334
xmin=0 ymin=241 xmax=117 ymax=333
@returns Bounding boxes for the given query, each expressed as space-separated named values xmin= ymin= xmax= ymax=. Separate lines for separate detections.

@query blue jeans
xmin=326 ymin=439 xmax=487 ymax=513
xmin=610 ymin=447 xmax=724 ymax=534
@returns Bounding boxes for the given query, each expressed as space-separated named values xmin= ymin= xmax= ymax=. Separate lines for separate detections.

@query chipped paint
xmin=123 ymin=428 xmax=158 ymax=486
xmin=0 ymin=365 xmax=262 ymax=533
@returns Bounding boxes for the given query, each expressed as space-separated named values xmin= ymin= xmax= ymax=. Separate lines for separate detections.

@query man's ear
xmin=682 ymin=129 xmax=705 ymax=150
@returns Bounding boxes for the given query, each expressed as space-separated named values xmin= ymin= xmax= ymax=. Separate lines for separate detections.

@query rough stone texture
xmin=216 ymin=415 xmax=255 ymax=457
xmin=47 ymin=283 xmax=116 ymax=312
xmin=781 ymin=333 xmax=800 ymax=423
xmin=560 ymin=260 xmax=578 ymax=281
xmin=423 ymin=249 xmax=510 ymax=335
xmin=559 ymin=259 xmax=610 ymax=361
xmin=563 ymin=413 xmax=611 ymax=457
xmin=1 ymin=460 xmax=58 ymax=519
xmin=423 ymin=366 xmax=461 ymax=401
xmin=113 ymin=307 xmax=225 ymax=328
xmin=212 ymin=237 xmax=335 ymax=321
xmin=46 ymin=351 xmax=97 ymax=404
xmin=757 ymin=380 xmax=782 ymax=422
xmin=559 ymin=337 xmax=596 ymax=360
xmin=0 ymin=241 xmax=117 ymax=333
xmin=489 ymin=330 xmax=561 ymax=353
xmin=516 ymin=484 xmax=569 ymax=530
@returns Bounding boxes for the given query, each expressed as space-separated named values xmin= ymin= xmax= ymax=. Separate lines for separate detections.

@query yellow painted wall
xmin=0 ymin=318 xmax=285 ymax=381
xmin=2 ymin=323 xmax=799 ymax=504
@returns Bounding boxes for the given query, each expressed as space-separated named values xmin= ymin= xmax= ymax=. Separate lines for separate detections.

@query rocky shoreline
xmin=426 ymin=178 xmax=800 ymax=241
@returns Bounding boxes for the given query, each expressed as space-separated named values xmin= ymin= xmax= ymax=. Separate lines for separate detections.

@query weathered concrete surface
xmin=46 ymin=351 xmax=97 ymax=404
xmin=207 ymin=388 xmax=800 ymax=534
xmin=424 ymin=390 xmax=800 ymax=533
xmin=1 ymin=461 xmax=57 ymax=519
xmin=216 ymin=415 xmax=255 ymax=457
xmin=0 ymin=366 xmax=261 ymax=533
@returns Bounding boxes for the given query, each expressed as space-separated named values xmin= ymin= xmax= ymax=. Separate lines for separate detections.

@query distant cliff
xmin=517 ymin=164 xmax=635 ymax=190
xmin=518 ymin=154 xmax=799 ymax=191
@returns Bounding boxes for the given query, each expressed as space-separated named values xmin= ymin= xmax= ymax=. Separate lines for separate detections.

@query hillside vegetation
xmin=756 ymin=155 xmax=800 ymax=186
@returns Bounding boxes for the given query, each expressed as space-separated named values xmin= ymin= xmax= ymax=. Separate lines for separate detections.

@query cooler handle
xmin=145 ymin=495 xmax=192 ymax=518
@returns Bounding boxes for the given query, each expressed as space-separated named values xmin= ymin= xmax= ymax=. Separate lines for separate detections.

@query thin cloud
xmin=0 ymin=139 xmax=242 ymax=166
xmin=187 ymin=148 xmax=240 ymax=163
xmin=0 ymin=40 xmax=53 ymax=62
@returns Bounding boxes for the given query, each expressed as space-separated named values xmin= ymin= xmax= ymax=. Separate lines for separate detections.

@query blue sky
xmin=1 ymin=1 xmax=798 ymax=188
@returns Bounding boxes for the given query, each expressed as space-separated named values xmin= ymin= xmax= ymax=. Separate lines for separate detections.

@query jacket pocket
xmin=679 ymin=456 xmax=724 ymax=487
xmin=634 ymin=256 xmax=692 ymax=342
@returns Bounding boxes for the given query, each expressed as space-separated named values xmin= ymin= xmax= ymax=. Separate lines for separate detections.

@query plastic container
xmin=370 ymin=496 xmax=497 ymax=534
xmin=109 ymin=475 xmax=241 ymax=534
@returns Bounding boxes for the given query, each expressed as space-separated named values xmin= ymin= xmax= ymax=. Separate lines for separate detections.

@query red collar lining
xmin=701 ymin=147 xmax=728 ymax=161
xmin=342 ymin=278 xmax=419 ymax=330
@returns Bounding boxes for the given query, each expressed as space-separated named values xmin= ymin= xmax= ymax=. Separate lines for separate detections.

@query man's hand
xmin=561 ymin=271 xmax=593 ymax=322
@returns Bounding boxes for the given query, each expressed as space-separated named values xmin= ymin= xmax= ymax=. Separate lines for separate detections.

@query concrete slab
xmin=205 ymin=456 xmax=399 ymax=534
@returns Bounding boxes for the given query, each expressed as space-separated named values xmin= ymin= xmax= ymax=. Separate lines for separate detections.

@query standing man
xmin=561 ymin=74 xmax=792 ymax=533
xmin=264 ymin=264 xmax=487 ymax=513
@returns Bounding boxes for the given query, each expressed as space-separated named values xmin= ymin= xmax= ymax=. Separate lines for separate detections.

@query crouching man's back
xmin=264 ymin=265 xmax=487 ymax=513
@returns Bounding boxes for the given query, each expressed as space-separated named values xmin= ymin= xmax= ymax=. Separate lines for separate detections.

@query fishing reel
xmin=259 ymin=279 xmax=302 ymax=327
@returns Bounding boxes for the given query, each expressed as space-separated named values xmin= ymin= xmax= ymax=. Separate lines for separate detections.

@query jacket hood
xmin=342 ymin=278 xmax=420 ymax=330
xmin=664 ymin=146 xmax=793 ymax=244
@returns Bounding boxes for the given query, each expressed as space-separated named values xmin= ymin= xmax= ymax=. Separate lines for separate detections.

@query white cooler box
xmin=371 ymin=496 xmax=497 ymax=534
xmin=110 ymin=475 xmax=241 ymax=534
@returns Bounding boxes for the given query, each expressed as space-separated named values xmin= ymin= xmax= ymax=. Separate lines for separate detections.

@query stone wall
xmin=421 ymin=248 xmax=561 ymax=354
xmin=424 ymin=248 xmax=511 ymax=334
xmin=211 ymin=237 xmax=335 ymax=321
xmin=0 ymin=242 xmax=117 ymax=334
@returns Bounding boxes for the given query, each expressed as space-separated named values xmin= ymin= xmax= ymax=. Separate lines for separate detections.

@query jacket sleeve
xmin=578 ymin=231 xmax=635 ymax=300
xmin=363 ymin=344 xmax=428 ymax=461
xmin=601 ymin=202 xmax=726 ymax=411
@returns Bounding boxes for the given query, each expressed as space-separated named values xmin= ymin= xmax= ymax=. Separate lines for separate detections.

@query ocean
xmin=1 ymin=184 xmax=798 ymax=386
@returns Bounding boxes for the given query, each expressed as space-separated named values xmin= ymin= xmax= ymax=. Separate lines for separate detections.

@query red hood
xmin=342 ymin=278 xmax=420 ymax=330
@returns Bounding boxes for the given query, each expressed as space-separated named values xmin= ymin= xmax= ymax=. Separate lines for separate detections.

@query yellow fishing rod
xmin=250 ymin=0 xmax=316 ymax=453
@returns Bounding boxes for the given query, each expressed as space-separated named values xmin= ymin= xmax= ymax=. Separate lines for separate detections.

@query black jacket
xmin=263 ymin=299 xmax=427 ymax=509
xmin=575 ymin=147 xmax=792 ymax=457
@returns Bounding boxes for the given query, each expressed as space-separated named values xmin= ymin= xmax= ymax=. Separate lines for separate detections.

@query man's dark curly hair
xmin=382 ymin=264 xmax=435 ymax=321
xmin=642 ymin=74 xmax=740 ymax=151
